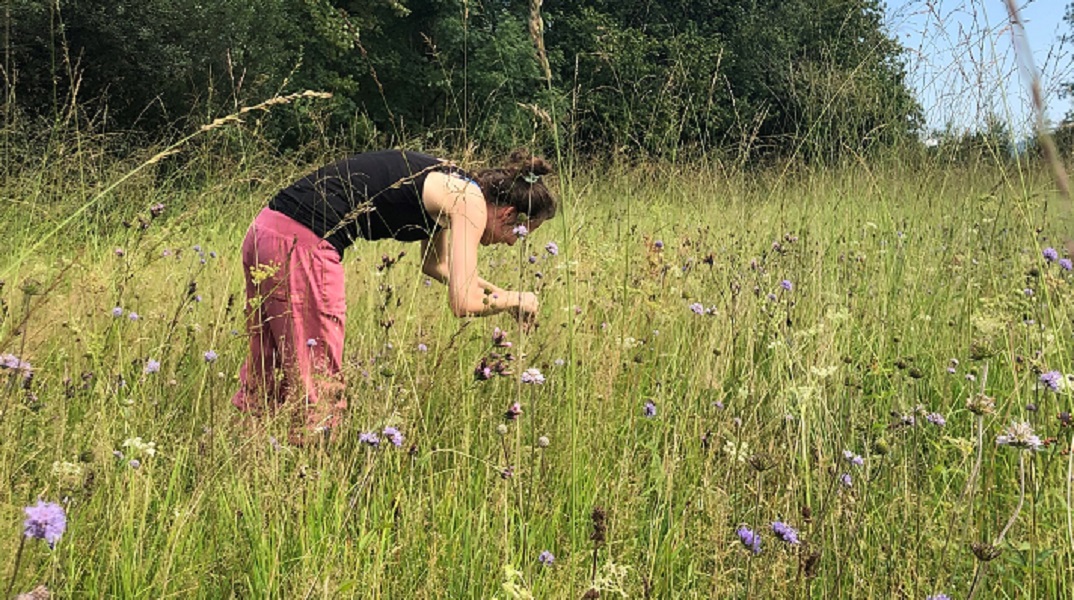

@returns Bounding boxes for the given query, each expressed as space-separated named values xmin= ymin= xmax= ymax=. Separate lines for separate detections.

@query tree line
xmin=5 ymin=0 xmax=929 ymax=160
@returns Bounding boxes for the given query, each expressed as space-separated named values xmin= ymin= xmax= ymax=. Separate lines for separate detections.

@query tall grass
xmin=1 ymin=133 xmax=1072 ymax=597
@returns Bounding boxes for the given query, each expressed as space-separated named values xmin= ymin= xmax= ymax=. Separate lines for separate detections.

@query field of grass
xmin=2 ymin=145 xmax=1073 ymax=598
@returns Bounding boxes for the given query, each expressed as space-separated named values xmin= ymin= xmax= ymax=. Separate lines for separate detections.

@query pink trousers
xmin=231 ymin=207 xmax=347 ymax=429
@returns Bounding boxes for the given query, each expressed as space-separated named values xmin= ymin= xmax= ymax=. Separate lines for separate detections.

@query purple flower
xmin=528 ymin=255 xmax=538 ymax=264
xmin=780 ymin=280 xmax=793 ymax=291
xmin=654 ymin=240 xmax=664 ymax=250
xmin=114 ymin=248 xmax=125 ymax=257
xmin=926 ymin=595 xmax=951 ymax=600
xmin=1043 ymin=247 xmax=1059 ymax=262
xmin=689 ymin=302 xmax=705 ymax=315
xmin=839 ymin=473 xmax=852 ymax=487
xmin=359 ymin=432 xmax=380 ymax=447
xmin=492 ymin=327 xmax=511 ymax=348
xmin=926 ymin=412 xmax=946 ymax=427
xmin=736 ymin=526 xmax=762 ymax=554
xmin=306 ymin=338 xmax=317 ymax=348
xmin=512 ymin=225 xmax=529 ymax=238
xmin=209 ymin=251 xmax=217 ymax=259
xmin=1024 ymin=288 xmax=1034 ymax=297
xmin=23 ymin=500 xmax=66 ymax=548
xmin=1041 ymin=370 xmax=1064 ymax=392
xmin=843 ymin=450 xmax=864 ymax=466
xmin=771 ymin=521 xmax=800 ymax=544
xmin=128 ymin=312 xmax=140 ymax=322
xmin=538 ymin=550 xmax=555 ymax=565
xmin=417 ymin=343 xmax=428 ymax=352
xmin=505 ymin=402 xmax=523 ymax=420
xmin=203 ymin=350 xmax=218 ymax=363
xmin=521 ymin=368 xmax=545 ymax=384
xmin=382 ymin=426 xmax=404 ymax=447
xmin=643 ymin=401 xmax=657 ymax=417
xmin=996 ymin=421 xmax=1043 ymax=450
xmin=193 ymin=245 xmax=202 ymax=253
xmin=1061 ymin=258 xmax=1073 ymax=271
xmin=545 ymin=241 xmax=559 ymax=256
xmin=150 ymin=203 xmax=166 ymax=217
xmin=144 ymin=359 xmax=161 ymax=374
xmin=111 ymin=307 xmax=124 ymax=318
xmin=129 ymin=459 xmax=141 ymax=469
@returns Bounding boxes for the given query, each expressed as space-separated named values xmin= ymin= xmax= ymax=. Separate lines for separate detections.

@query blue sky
xmin=885 ymin=0 xmax=1071 ymax=135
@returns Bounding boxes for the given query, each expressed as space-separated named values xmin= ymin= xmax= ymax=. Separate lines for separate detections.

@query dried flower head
xmin=967 ymin=393 xmax=996 ymax=416
xmin=971 ymin=541 xmax=1002 ymax=562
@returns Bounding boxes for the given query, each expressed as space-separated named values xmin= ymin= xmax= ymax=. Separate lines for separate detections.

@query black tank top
xmin=268 ymin=150 xmax=465 ymax=255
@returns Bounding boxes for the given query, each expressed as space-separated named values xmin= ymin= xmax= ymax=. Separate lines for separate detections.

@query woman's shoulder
xmin=422 ymin=170 xmax=485 ymax=220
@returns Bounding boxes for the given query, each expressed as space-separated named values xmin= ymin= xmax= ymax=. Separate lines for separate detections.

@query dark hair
xmin=473 ymin=149 xmax=557 ymax=221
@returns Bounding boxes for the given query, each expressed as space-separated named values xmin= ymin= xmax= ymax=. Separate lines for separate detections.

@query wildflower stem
xmin=994 ymin=452 xmax=1026 ymax=545
xmin=4 ymin=535 xmax=26 ymax=599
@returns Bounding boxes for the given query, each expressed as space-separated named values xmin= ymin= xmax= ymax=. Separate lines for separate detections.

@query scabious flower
xmin=996 ymin=421 xmax=1043 ymax=450
xmin=1060 ymin=258 xmax=1073 ymax=271
xmin=736 ymin=526 xmax=762 ymax=554
xmin=144 ymin=359 xmax=161 ymax=374
xmin=771 ymin=521 xmax=800 ymax=545
xmin=417 ymin=343 xmax=428 ymax=352
xmin=203 ymin=350 xmax=218 ymax=362
xmin=926 ymin=412 xmax=946 ymax=427
xmin=1043 ymin=247 xmax=1059 ymax=262
xmin=926 ymin=594 xmax=951 ymax=600
xmin=545 ymin=241 xmax=559 ymax=256
xmin=537 ymin=435 xmax=550 ymax=447
xmin=359 ymin=432 xmax=380 ymax=447
xmin=111 ymin=307 xmax=124 ymax=317
xmin=382 ymin=426 xmax=404 ymax=447
xmin=128 ymin=312 xmax=139 ymax=322
xmin=122 ymin=437 xmax=157 ymax=456
xmin=512 ymin=225 xmax=529 ymax=238
xmin=23 ymin=500 xmax=66 ymax=548
xmin=689 ymin=302 xmax=705 ymax=315
xmin=521 ymin=368 xmax=545 ymax=384
xmin=306 ymin=338 xmax=317 ymax=348
xmin=643 ymin=401 xmax=657 ymax=417
xmin=839 ymin=473 xmax=852 ymax=487
xmin=780 ymin=279 xmax=793 ymax=291
xmin=843 ymin=449 xmax=864 ymax=466
xmin=1040 ymin=370 xmax=1064 ymax=392
xmin=654 ymin=240 xmax=664 ymax=250
xmin=538 ymin=550 xmax=555 ymax=565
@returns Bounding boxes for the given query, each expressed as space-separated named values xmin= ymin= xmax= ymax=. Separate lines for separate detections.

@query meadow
xmin=1 ymin=139 xmax=1073 ymax=598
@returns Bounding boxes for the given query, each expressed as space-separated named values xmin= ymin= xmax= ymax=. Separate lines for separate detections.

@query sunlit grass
xmin=1 ymin=150 xmax=1073 ymax=598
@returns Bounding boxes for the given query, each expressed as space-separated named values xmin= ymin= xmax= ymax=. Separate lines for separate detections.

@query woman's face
xmin=482 ymin=206 xmax=545 ymax=246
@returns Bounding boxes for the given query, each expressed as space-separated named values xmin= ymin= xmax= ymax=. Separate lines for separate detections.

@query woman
xmin=231 ymin=149 xmax=556 ymax=434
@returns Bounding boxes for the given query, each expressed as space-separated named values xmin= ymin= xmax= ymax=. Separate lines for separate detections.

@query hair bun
xmin=507 ymin=148 xmax=554 ymax=178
